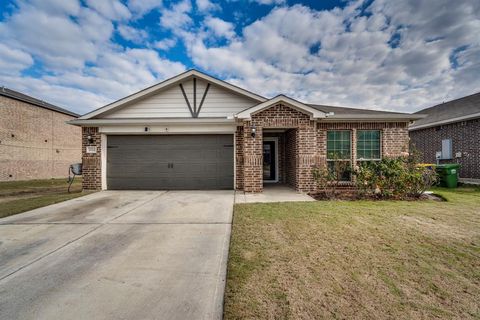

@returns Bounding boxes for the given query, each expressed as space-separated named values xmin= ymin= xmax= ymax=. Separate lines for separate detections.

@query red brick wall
xmin=82 ymin=127 xmax=102 ymax=190
xmin=410 ymin=119 xmax=480 ymax=178
xmin=0 ymin=95 xmax=81 ymax=181
xmin=235 ymin=126 xmax=244 ymax=189
xmin=285 ymin=129 xmax=297 ymax=188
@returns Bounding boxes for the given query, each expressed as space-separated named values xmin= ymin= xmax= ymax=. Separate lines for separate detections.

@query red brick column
xmin=243 ymin=122 xmax=263 ymax=193
xmin=296 ymin=123 xmax=317 ymax=192
xmin=82 ymin=127 xmax=102 ymax=190
xmin=235 ymin=126 xmax=244 ymax=190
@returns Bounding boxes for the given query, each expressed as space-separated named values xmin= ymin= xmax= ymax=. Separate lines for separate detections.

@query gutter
xmin=68 ymin=117 xmax=235 ymax=126
xmin=321 ymin=113 xmax=427 ymax=122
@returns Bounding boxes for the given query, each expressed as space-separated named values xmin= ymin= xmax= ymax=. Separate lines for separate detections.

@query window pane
xmin=356 ymin=130 xmax=381 ymax=161
xmin=327 ymin=130 xmax=351 ymax=160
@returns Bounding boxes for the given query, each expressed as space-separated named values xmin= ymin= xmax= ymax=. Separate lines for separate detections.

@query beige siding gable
xmin=102 ymin=78 xmax=258 ymax=119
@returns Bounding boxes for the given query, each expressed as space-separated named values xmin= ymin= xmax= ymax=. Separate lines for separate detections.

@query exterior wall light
xmin=251 ymin=125 xmax=256 ymax=138
xmin=86 ymin=135 xmax=94 ymax=144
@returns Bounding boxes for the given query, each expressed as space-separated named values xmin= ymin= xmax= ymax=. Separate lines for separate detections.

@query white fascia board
xmin=409 ymin=112 xmax=480 ymax=130
xmin=78 ymin=70 xmax=266 ymax=120
xmin=236 ymin=95 xmax=326 ymax=120
xmin=68 ymin=118 xmax=235 ymax=126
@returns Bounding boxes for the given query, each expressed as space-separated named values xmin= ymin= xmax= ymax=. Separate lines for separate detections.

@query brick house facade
xmin=410 ymin=119 xmax=480 ymax=179
xmin=235 ymin=103 xmax=410 ymax=192
xmin=70 ymin=70 xmax=419 ymax=192
xmin=409 ymin=92 xmax=480 ymax=179
xmin=0 ymin=88 xmax=81 ymax=181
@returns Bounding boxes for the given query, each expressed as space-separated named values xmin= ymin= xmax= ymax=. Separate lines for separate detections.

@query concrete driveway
xmin=0 ymin=190 xmax=234 ymax=320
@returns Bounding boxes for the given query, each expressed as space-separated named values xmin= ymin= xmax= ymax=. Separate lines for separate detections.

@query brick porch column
xmin=296 ymin=122 xmax=317 ymax=192
xmin=243 ymin=122 xmax=263 ymax=193
xmin=82 ymin=127 xmax=102 ymax=190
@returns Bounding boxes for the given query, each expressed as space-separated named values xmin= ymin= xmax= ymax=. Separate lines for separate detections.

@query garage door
xmin=107 ymin=135 xmax=234 ymax=190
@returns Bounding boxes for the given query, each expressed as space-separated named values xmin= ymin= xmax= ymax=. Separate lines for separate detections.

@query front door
xmin=263 ymin=140 xmax=276 ymax=181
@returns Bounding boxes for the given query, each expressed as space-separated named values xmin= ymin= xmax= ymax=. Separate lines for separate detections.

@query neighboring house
xmin=70 ymin=70 xmax=422 ymax=192
xmin=0 ymin=87 xmax=81 ymax=181
xmin=410 ymin=92 xmax=480 ymax=179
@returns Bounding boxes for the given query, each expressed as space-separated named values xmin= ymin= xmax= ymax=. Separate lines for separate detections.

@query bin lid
xmin=436 ymin=164 xmax=460 ymax=169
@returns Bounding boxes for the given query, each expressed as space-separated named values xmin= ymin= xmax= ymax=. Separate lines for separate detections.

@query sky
xmin=0 ymin=0 xmax=479 ymax=115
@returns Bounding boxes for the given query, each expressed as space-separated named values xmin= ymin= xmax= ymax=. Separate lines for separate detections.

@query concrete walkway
xmin=235 ymin=184 xmax=315 ymax=203
xmin=459 ymin=178 xmax=480 ymax=185
xmin=0 ymin=190 xmax=234 ymax=320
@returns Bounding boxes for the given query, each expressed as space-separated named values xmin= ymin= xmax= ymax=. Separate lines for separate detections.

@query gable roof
xmin=78 ymin=69 xmax=267 ymax=120
xmin=409 ymin=92 xmax=480 ymax=130
xmin=236 ymin=95 xmax=326 ymax=119
xmin=0 ymin=87 xmax=78 ymax=117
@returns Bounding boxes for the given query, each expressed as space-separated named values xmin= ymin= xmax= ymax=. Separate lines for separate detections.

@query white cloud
xmin=160 ymin=0 xmax=193 ymax=31
xmin=0 ymin=43 xmax=34 ymax=75
xmin=0 ymin=0 xmax=479 ymax=115
xmin=0 ymin=0 xmax=186 ymax=114
xmin=186 ymin=1 xmax=480 ymax=112
xmin=250 ymin=0 xmax=285 ymax=5
xmin=204 ymin=17 xmax=235 ymax=39
xmin=118 ymin=25 xmax=148 ymax=43
xmin=196 ymin=0 xmax=220 ymax=13
xmin=153 ymin=38 xmax=177 ymax=50
xmin=85 ymin=0 xmax=131 ymax=21
xmin=127 ymin=0 xmax=163 ymax=17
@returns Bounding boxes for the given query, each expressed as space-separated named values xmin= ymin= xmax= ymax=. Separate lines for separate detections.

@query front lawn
xmin=0 ymin=178 xmax=87 ymax=219
xmin=225 ymin=187 xmax=480 ymax=319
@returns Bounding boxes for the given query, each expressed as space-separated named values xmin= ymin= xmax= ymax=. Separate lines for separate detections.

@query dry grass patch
xmin=225 ymin=187 xmax=480 ymax=319
xmin=0 ymin=178 xmax=86 ymax=219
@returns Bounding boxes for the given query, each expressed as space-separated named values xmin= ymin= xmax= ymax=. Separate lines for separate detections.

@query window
xmin=327 ymin=130 xmax=351 ymax=181
xmin=357 ymin=130 xmax=381 ymax=161
xmin=327 ymin=130 xmax=351 ymax=160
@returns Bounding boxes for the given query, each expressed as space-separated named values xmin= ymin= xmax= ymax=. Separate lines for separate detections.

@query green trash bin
xmin=436 ymin=164 xmax=460 ymax=188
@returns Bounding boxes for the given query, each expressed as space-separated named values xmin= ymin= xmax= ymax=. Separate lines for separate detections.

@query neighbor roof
xmin=409 ymin=92 xmax=480 ymax=130
xmin=0 ymin=87 xmax=79 ymax=117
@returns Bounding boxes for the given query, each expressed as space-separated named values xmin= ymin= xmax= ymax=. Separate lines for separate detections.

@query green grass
xmin=225 ymin=186 xmax=480 ymax=319
xmin=0 ymin=178 xmax=87 ymax=219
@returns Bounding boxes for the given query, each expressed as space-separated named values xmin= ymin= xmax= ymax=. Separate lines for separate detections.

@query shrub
xmin=312 ymin=160 xmax=351 ymax=199
xmin=354 ymin=156 xmax=437 ymax=199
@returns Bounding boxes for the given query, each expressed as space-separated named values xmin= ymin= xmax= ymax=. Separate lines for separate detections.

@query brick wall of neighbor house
xmin=82 ymin=127 xmax=102 ymax=190
xmin=0 ymin=95 xmax=81 ymax=181
xmin=410 ymin=119 xmax=480 ymax=179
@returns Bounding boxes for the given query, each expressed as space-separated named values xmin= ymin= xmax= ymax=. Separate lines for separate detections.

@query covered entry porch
xmin=235 ymin=96 xmax=326 ymax=193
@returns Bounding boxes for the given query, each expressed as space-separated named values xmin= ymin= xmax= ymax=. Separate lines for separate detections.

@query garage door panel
xmin=107 ymin=135 xmax=234 ymax=190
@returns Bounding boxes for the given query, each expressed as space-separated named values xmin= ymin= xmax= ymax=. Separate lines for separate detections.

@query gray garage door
xmin=107 ymin=135 xmax=234 ymax=190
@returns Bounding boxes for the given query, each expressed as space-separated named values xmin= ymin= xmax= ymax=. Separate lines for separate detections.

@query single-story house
xmin=409 ymin=92 xmax=480 ymax=179
xmin=0 ymin=87 xmax=81 ymax=181
xmin=70 ymin=70 xmax=423 ymax=193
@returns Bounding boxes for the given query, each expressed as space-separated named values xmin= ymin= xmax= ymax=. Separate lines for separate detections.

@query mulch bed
xmin=309 ymin=191 xmax=444 ymax=201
